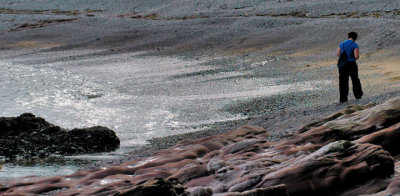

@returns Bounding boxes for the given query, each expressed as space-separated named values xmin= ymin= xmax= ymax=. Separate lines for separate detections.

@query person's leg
xmin=349 ymin=62 xmax=363 ymax=99
xmin=339 ymin=66 xmax=350 ymax=102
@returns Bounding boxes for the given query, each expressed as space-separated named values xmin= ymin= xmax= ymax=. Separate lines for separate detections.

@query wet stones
xmin=0 ymin=113 xmax=120 ymax=158
xmin=206 ymin=158 xmax=226 ymax=173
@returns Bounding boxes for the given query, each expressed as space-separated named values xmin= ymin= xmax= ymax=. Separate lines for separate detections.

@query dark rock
xmin=369 ymin=176 xmax=400 ymax=196
xmin=0 ymin=113 xmax=120 ymax=158
xmin=357 ymin=121 xmax=400 ymax=156
xmin=117 ymin=178 xmax=188 ymax=196
xmin=225 ymin=184 xmax=288 ymax=196
xmin=187 ymin=186 xmax=213 ymax=196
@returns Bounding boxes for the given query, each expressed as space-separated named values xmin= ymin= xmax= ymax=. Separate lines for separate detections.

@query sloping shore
xmin=2 ymin=96 xmax=400 ymax=195
xmin=1 ymin=0 xmax=399 ymax=147
xmin=1 ymin=0 xmax=400 ymax=194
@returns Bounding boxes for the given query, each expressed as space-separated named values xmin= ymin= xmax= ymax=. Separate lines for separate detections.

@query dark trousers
xmin=339 ymin=61 xmax=363 ymax=102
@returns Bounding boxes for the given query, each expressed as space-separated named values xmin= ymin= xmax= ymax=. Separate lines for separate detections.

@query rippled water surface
xmin=0 ymin=50 xmax=330 ymax=179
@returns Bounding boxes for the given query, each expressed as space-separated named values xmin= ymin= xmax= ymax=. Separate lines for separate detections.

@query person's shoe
xmin=340 ymin=99 xmax=348 ymax=103
xmin=355 ymin=92 xmax=363 ymax=99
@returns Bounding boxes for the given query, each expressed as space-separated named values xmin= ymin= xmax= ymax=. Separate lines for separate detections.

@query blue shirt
xmin=339 ymin=40 xmax=359 ymax=62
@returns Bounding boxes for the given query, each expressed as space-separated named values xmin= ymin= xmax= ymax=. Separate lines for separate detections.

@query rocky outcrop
xmin=2 ymin=97 xmax=400 ymax=195
xmin=116 ymin=178 xmax=188 ymax=196
xmin=0 ymin=113 xmax=120 ymax=158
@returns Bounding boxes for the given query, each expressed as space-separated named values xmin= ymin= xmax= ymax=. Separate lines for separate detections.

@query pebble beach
xmin=1 ymin=0 xmax=400 ymax=183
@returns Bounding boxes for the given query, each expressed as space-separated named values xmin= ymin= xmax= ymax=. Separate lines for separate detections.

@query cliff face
xmin=2 ymin=96 xmax=400 ymax=195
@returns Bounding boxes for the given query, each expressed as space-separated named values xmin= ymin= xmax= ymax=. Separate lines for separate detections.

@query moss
xmin=327 ymin=140 xmax=354 ymax=153
xmin=318 ymin=157 xmax=336 ymax=164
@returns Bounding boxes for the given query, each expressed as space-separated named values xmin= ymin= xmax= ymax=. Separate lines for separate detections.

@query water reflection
xmin=0 ymin=156 xmax=89 ymax=180
xmin=0 ymin=51 xmax=331 ymax=179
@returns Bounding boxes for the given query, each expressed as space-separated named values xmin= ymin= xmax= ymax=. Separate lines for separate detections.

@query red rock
xmin=2 ymin=97 xmax=400 ymax=195
xmin=367 ymin=176 xmax=400 ymax=196
xmin=219 ymin=184 xmax=288 ymax=196
xmin=356 ymin=122 xmax=400 ymax=156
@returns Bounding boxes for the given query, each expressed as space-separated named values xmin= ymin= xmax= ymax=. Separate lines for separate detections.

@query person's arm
xmin=337 ymin=47 xmax=341 ymax=57
xmin=354 ymin=48 xmax=359 ymax=60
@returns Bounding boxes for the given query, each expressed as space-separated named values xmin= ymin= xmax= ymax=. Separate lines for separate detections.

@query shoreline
xmin=0 ymin=0 xmax=400 ymax=184
xmin=1 ymin=43 xmax=400 ymax=176
xmin=87 ymin=86 xmax=400 ymax=169
xmin=4 ymin=95 xmax=400 ymax=195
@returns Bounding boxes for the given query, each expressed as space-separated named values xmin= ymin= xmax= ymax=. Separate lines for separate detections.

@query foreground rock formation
xmin=0 ymin=113 xmax=120 ymax=158
xmin=1 ymin=97 xmax=400 ymax=195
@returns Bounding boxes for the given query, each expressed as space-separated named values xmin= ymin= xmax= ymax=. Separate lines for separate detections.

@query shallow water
xmin=0 ymin=157 xmax=90 ymax=180
xmin=0 ymin=50 xmax=330 ymax=179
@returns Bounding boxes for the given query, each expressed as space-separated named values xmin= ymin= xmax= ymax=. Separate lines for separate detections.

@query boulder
xmin=0 ymin=113 xmax=120 ymax=158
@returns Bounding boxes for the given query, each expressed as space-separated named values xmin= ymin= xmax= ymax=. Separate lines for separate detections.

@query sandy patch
xmin=288 ymin=49 xmax=317 ymax=57
xmin=314 ymin=58 xmax=336 ymax=66
xmin=361 ymin=56 xmax=400 ymax=83
xmin=7 ymin=41 xmax=61 ymax=49
xmin=295 ymin=58 xmax=337 ymax=71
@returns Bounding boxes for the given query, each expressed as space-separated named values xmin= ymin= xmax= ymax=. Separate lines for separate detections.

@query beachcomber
xmin=336 ymin=31 xmax=363 ymax=103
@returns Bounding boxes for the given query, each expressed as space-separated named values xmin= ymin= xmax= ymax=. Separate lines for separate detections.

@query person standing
xmin=336 ymin=32 xmax=363 ymax=103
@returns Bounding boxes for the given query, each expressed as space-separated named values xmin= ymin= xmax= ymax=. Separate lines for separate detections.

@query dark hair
xmin=348 ymin=31 xmax=358 ymax=40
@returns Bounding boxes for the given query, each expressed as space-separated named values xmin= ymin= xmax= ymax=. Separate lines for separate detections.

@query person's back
xmin=339 ymin=39 xmax=359 ymax=62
